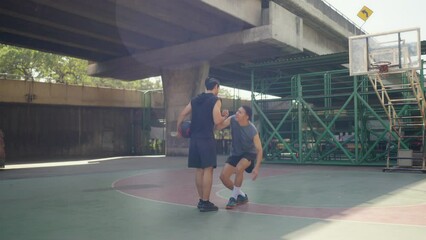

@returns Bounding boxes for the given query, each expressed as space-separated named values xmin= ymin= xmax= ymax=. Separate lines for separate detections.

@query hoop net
xmin=371 ymin=61 xmax=391 ymax=73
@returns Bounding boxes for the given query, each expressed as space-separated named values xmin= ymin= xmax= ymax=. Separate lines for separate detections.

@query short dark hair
xmin=205 ymin=77 xmax=220 ymax=90
xmin=241 ymin=105 xmax=252 ymax=121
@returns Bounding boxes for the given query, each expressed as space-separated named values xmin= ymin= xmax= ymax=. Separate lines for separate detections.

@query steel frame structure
xmin=248 ymin=61 xmax=425 ymax=166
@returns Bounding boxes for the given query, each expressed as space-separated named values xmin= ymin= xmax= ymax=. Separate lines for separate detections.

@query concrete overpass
xmin=0 ymin=0 xmax=363 ymax=155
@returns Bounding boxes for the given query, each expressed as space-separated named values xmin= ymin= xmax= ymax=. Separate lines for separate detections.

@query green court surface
xmin=1 ymin=156 xmax=425 ymax=240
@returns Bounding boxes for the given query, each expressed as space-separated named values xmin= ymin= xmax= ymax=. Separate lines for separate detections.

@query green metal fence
xmin=250 ymin=62 xmax=425 ymax=166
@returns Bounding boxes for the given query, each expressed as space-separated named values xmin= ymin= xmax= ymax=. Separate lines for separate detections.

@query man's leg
xmin=195 ymin=168 xmax=204 ymax=199
xmin=234 ymin=158 xmax=251 ymax=188
xmin=220 ymin=163 xmax=235 ymax=190
xmin=201 ymin=166 xmax=214 ymax=201
xmin=220 ymin=163 xmax=238 ymax=209
xmin=231 ymin=158 xmax=251 ymax=205
xmin=221 ymin=160 xmax=251 ymax=209
xmin=198 ymin=166 xmax=218 ymax=212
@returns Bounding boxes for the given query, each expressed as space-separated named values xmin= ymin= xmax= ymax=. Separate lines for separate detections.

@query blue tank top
xmin=190 ymin=93 xmax=218 ymax=139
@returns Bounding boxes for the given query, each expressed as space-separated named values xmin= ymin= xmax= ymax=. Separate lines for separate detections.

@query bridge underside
xmin=0 ymin=0 xmax=362 ymax=90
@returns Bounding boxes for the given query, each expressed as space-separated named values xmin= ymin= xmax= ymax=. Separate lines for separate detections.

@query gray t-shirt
xmin=230 ymin=115 xmax=258 ymax=156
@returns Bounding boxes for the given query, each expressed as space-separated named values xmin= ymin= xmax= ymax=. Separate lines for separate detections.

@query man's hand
xmin=222 ymin=109 xmax=229 ymax=118
xmin=251 ymin=168 xmax=259 ymax=181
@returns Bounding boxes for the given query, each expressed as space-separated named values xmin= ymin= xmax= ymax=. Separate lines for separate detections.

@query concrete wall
xmin=0 ymin=79 xmax=239 ymax=110
xmin=0 ymin=80 xmax=156 ymax=161
xmin=0 ymin=103 xmax=144 ymax=160
xmin=0 ymin=79 xmax=150 ymax=107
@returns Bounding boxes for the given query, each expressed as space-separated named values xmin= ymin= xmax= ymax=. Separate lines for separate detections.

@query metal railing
xmin=321 ymin=0 xmax=366 ymax=34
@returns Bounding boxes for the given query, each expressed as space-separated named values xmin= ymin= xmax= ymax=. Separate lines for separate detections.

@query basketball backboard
xmin=348 ymin=28 xmax=421 ymax=76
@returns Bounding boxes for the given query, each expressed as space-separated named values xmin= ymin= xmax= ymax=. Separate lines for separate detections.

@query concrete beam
xmin=267 ymin=2 xmax=303 ymax=52
xmin=303 ymin=25 xmax=347 ymax=55
xmin=189 ymin=0 xmax=262 ymax=27
xmin=88 ymin=1 xmax=356 ymax=80
xmin=270 ymin=0 xmax=354 ymax=55
xmin=88 ymin=21 xmax=302 ymax=80
xmin=273 ymin=0 xmax=363 ymax=39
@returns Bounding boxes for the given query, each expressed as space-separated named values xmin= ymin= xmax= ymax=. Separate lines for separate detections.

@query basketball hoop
xmin=370 ymin=61 xmax=391 ymax=73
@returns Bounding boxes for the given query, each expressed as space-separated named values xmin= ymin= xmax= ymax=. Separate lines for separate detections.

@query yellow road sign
xmin=357 ymin=6 xmax=373 ymax=21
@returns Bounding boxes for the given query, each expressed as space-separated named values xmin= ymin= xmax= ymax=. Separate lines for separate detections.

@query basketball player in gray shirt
xmin=215 ymin=105 xmax=263 ymax=209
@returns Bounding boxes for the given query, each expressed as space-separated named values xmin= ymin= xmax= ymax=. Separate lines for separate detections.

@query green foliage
xmin=0 ymin=45 xmax=46 ymax=80
xmin=0 ymin=44 xmax=162 ymax=90
xmin=218 ymin=87 xmax=236 ymax=99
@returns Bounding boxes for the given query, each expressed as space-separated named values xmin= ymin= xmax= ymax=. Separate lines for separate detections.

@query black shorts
xmin=226 ymin=153 xmax=257 ymax=173
xmin=188 ymin=138 xmax=217 ymax=169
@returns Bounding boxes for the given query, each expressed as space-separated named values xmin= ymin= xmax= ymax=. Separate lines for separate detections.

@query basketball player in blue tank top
xmin=215 ymin=106 xmax=263 ymax=209
xmin=177 ymin=77 xmax=229 ymax=212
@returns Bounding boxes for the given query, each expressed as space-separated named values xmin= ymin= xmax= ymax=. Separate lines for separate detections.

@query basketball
xmin=179 ymin=120 xmax=191 ymax=138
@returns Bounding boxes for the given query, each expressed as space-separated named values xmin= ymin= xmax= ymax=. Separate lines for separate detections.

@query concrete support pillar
xmin=162 ymin=62 xmax=210 ymax=156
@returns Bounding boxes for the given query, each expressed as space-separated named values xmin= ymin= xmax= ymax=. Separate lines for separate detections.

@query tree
xmin=218 ymin=87 xmax=236 ymax=99
xmin=0 ymin=45 xmax=45 ymax=80
xmin=42 ymin=54 xmax=88 ymax=84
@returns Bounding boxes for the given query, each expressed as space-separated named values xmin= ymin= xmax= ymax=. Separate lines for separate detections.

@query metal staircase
xmin=368 ymin=70 xmax=426 ymax=172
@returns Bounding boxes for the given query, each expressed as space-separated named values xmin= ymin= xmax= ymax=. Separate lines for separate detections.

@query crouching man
xmin=215 ymin=106 xmax=262 ymax=209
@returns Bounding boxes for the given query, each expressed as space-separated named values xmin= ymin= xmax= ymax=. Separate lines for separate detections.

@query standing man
xmin=177 ymin=77 xmax=228 ymax=212
xmin=216 ymin=106 xmax=263 ymax=209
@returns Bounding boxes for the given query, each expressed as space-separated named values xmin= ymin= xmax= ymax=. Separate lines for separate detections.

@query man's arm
xmin=176 ymin=103 xmax=191 ymax=136
xmin=212 ymin=99 xmax=228 ymax=125
xmin=251 ymin=133 xmax=263 ymax=180
xmin=215 ymin=115 xmax=232 ymax=130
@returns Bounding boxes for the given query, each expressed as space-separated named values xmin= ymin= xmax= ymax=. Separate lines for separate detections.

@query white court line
xmin=2 ymin=155 xmax=165 ymax=170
